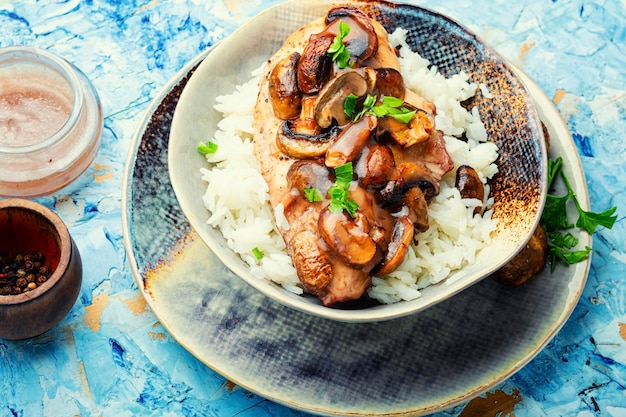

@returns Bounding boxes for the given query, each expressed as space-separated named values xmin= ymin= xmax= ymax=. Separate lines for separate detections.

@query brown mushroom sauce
xmin=257 ymin=6 xmax=491 ymax=306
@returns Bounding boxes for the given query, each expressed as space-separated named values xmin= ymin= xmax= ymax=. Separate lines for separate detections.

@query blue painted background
xmin=1 ymin=0 xmax=624 ymax=415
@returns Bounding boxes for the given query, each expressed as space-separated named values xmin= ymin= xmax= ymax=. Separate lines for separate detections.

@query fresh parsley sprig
xmin=547 ymin=231 xmax=591 ymax=268
xmin=344 ymin=93 xmax=416 ymax=123
xmin=541 ymin=156 xmax=617 ymax=269
xmin=327 ymin=21 xmax=353 ymax=69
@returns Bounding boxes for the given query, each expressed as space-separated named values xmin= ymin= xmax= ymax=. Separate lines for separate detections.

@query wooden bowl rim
xmin=0 ymin=198 xmax=73 ymax=305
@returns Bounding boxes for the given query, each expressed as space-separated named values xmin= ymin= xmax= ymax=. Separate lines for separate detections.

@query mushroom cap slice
xmin=268 ymin=52 xmax=302 ymax=120
xmin=325 ymin=6 xmax=378 ymax=64
xmin=287 ymin=159 xmax=333 ymax=196
xmin=318 ymin=207 xmax=382 ymax=271
xmin=276 ymin=120 xmax=338 ymax=159
xmin=290 ymin=230 xmax=333 ymax=294
xmin=455 ymin=165 xmax=485 ymax=215
xmin=375 ymin=215 xmax=414 ymax=276
xmin=355 ymin=143 xmax=396 ymax=189
xmin=325 ymin=114 xmax=377 ymax=168
xmin=314 ymin=70 xmax=369 ymax=128
xmin=370 ymin=68 xmax=405 ymax=100
xmin=297 ymin=34 xmax=333 ymax=95
xmin=397 ymin=162 xmax=440 ymax=198
xmin=378 ymin=162 xmax=440 ymax=207
xmin=403 ymin=186 xmax=429 ymax=233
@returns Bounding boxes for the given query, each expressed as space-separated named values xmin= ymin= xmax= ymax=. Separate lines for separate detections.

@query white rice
xmin=199 ymin=28 xmax=499 ymax=304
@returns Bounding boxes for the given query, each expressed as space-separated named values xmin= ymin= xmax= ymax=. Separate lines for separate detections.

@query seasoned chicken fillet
xmin=252 ymin=6 xmax=454 ymax=305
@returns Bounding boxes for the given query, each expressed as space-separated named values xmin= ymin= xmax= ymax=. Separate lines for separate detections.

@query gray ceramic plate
xmin=121 ymin=38 xmax=590 ymax=417
xmin=167 ymin=0 xmax=548 ymax=322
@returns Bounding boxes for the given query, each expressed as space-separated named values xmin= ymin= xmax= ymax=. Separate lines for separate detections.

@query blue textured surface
xmin=1 ymin=0 xmax=624 ymax=416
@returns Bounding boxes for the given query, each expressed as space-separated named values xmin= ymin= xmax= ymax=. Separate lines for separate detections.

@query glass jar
xmin=0 ymin=46 xmax=103 ymax=197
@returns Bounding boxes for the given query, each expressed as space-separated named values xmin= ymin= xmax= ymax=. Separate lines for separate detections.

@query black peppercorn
xmin=23 ymin=260 xmax=35 ymax=272
xmin=0 ymin=252 xmax=53 ymax=295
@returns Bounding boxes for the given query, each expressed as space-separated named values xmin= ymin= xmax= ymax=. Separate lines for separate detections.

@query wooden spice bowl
xmin=0 ymin=198 xmax=82 ymax=340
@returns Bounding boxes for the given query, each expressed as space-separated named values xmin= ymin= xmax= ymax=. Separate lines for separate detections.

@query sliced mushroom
xmin=403 ymin=186 xmax=429 ymax=233
xmin=297 ymin=34 xmax=333 ymax=95
xmin=287 ymin=159 xmax=333 ymax=196
xmin=276 ymin=120 xmax=338 ymax=159
xmin=397 ymin=162 xmax=440 ymax=199
xmin=318 ymin=207 xmax=382 ymax=271
xmin=379 ymin=162 xmax=440 ymax=207
xmin=325 ymin=114 xmax=376 ymax=168
xmin=403 ymin=88 xmax=436 ymax=116
xmin=296 ymin=6 xmax=379 ymax=101
xmin=325 ymin=6 xmax=378 ymax=64
xmin=290 ymin=230 xmax=333 ymax=294
xmin=378 ymin=108 xmax=434 ymax=148
xmin=268 ymin=52 xmax=302 ymax=120
xmin=375 ymin=215 xmax=414 ymax=276
xmin=289 ymin=96 xmax=322 ymax=136
xmin=455 ymin=165 xmax=485 ymax=216
xmin=370 ymin=68 xmax=405 ymax=100
xmin=355 ymin=143 xmax=395 ymax=189
xmin=314 ymin=70 xmax=369 ymax=128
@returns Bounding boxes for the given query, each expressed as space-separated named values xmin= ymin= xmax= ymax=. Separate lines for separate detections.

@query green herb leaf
xmin=252 ymin=247 xmax=264 ymax=260
xmin=197 ymin=141 xmax=218 ymax=155
xmin=304 ymin=188 xmax=323 ymax=203
xmin=328 ymin=163 xmax=358 ymax=217
xmin=381 ymin=96 xmax=404 ymax=108
xmin=344 ymin=93 xmax=416 ymax=123
xmin=547 ymin=156 xmax=563 ymax=189
xmin=548 ymin=231 xmax=579 ymax=249
xmin=557 ymin=163 xmax=618 ymax=234
xmin=333 ymin=161 xmax=354 ymax=187
xmin=540 ymin=157 xmax=618 ymax=270
xmin=343 ymin=93 xmax=358 ymax=118
xmin=343 ymin=198 xmax=359 ymax=218
xmin=548 ymin=245 xmax=592 ymax=272
xmin=387 ymin=108 xmax=417 ymax=124
xmin=327 ymin=21 xmax=352 ymax=69
xmin=575 ymin=206 xmax=618 ymax=234
xmin=541 ymin=193 xmax=573 ymax=232
xmin=371 ymin=96 xmax=416 ymax=123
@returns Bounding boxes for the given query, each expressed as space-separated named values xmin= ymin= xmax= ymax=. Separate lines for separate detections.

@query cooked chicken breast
xmin=252 ymin=6 xmax=454 ymax=305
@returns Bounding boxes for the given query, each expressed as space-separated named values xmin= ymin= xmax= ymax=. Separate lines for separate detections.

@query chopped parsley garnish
xmin=304 ymin=188 xmax=323 ymax=203
xmin=328 ymin=162 xmax=358 ymax=218
xmin=252 ymin=247 xmax=264 ymax=260
xmin=197 ymin=140 xmax=218 ymax=155
xmin=344 ymin=93 xmax=416 ymax=123
xmin=541 ymin=156 xmax=617 ymax=270
xmin=303 ymin=164 xmax=358 ymax=217
xmin=327 ymin=21 xmax=353 ymax=69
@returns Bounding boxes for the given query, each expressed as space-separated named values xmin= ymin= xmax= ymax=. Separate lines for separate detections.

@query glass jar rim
xmin=0 ymin=46 xmax=84 ymax=154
